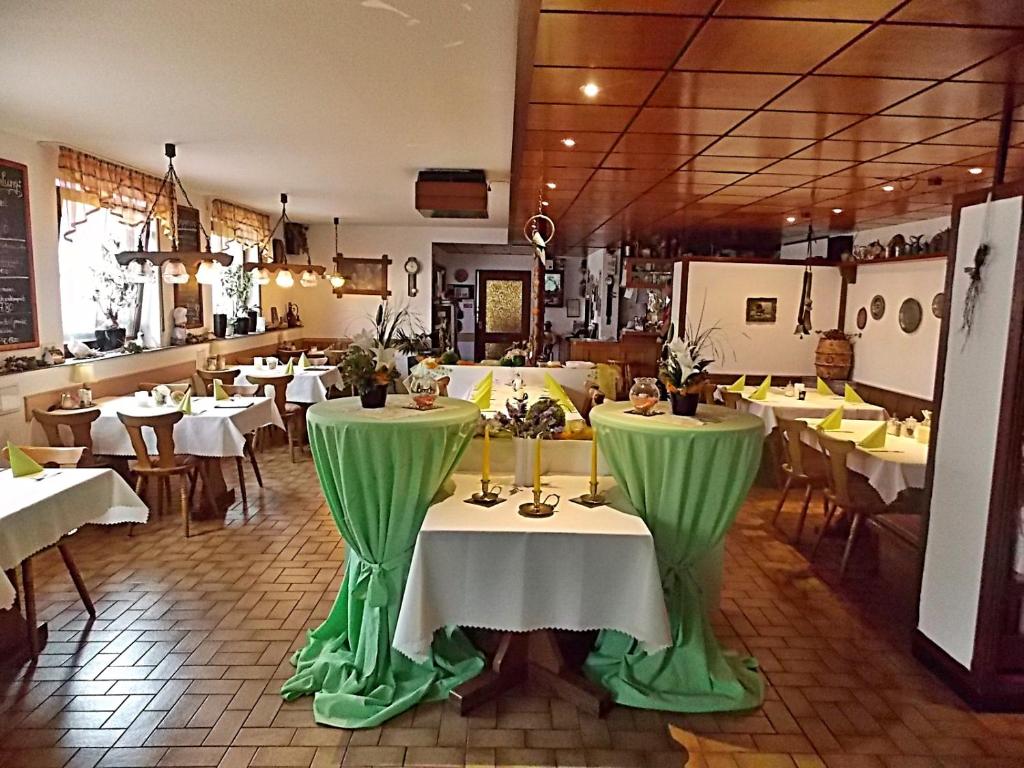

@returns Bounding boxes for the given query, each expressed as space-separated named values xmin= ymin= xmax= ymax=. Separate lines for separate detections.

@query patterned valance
xmin=57 ymin=146 xmax=175 ymax=240
xmin=211 ymin=199 xmax=271 ymax=250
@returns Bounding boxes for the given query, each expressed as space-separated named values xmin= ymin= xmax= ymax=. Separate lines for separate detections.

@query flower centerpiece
xmin=341 ymin=302 xmax=417 ymax=408
xmin=405 ymin=357 xmax=450 ymax=410
xmin=491 ymin=396 xmax=567 ymax=487
xmin=500 ymin=345 xmax=528 ymax=367
xmin=659 ymin=317 xmax=721 ymax=416
xmin=92 ymin=240 xmax=141 ymax=351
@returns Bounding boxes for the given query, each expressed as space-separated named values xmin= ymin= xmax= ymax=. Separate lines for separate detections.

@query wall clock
xmin=405 ymin=257 xmax=421 ymax=297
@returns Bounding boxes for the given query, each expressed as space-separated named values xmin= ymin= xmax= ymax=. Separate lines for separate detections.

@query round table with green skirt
xmin=585 ymin=401 xmax=764 ymax=712
xmin=281 ymin=395 xmax=485 ymax=728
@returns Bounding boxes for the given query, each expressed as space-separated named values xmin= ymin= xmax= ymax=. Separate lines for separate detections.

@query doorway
xmin=475 ymin=270 xmax=531 ymax=361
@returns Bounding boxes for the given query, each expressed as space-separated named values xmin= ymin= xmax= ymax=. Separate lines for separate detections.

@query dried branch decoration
xmin=961 ymin=193 xmax=993 ymax=346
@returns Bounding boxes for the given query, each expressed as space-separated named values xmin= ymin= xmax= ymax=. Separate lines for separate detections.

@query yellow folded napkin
xmin=177 ymin=387 xmax=193 ymax=415
xmin=6 ymin=442 xmax=43 ymax=477
xmin=285 ymin=358 xmax=294 ymax=375
xmin=749 ymin=376 xmax=771 ymax=401
xmin=469 ymin=371 xmax=493 ymax=410
xmin=298 ymin=352 xmax=308 ymax=370
xmin=816 ymin=377 xmax=833 ymax=397
xmin=857 ymin=421 xmax=887 ymax=449
xmin=213 ymin=379 xmax=229 ymax=401
xmin=544 ymin=373 xmax=574 ymax=412
xmin=817 ymin=406 xmax=844 ymax=431
xmin=726 ymin=374 xmax=746 ymax=392
xmin=844 ymin=383 xmax=865 ymax=404
xmin=593 ymin=363 xmax=620 ymax=400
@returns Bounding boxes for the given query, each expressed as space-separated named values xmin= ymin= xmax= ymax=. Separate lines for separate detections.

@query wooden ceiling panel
xmin=831 ymin=114 xmax=971 ymax=142
xmin=530 ymin=67 xmax=663 ymax=106
xmin=590 ymin=168 xmax=669 ymax=183
xmin=522 ymin=149 xmax=605 ymax=168
xmin=614 ymin=132 xmax=716 ymax=154
xmin=666 ymin=170 xmax=749 ymax=185
xmin=525 ymin=130 xmax=619 ymax=153
xmin=527 ymin=104 xmax=636 ymax=132
xmin=955 ymin=46 xmax=1024 ymax=83
xmin=877 ymin=143 xmax=993 ymax=164
xmin=885 ymin=81 xmax=1024 ymax=119
xmin=631 ymin=106 xmax=748 ymax=134
xmin=536 ymin=13 xmax=700 ymax=69
xmin=648 ymin=72 xmax=796 ymax=110
xmin=733 ymin=173 xmax=817 ymax=187
xmin=685 ymin=155 xmax=776 ymax=173
xmin=792 ymin=139 xmax=909 ymax=161
xmin=602 ymin=152 xmax=691 ymax=170
xmin=767 ymin=75 xmax=930 ymax=114
xmin=761 ymin=157 xmax=856 ymax=175
xmin=732 ymin=110 xmax=862 ymax=139
xmin=676 ymin=19 xmax=868 ymax=73
xmin=705 ymin=135 xmax=815 ymax=158
xmin=715 ymin=0 xmax=899 ymax=21
xmin=820 ymin=24 xmax=1022 ymax=79
xmin=891 ymin=0 xmax=1024 ymax=27
xmin=924 ymin=119 xmax=1003 ymax=146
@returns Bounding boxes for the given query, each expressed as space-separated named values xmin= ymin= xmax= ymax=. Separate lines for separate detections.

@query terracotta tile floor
xmin=3 ymin=446 xmax=1024 ymax=768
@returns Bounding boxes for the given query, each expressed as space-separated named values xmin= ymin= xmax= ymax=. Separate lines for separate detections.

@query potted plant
xmin=659 ymin=318 xmax=720 ymax=417
xmin=221 ymin=265 xmax=253 ymax=334
xmin=500 ymin=346 xmax=528 ymax=367
xmin=492 ymin=396 xmax=566 ymax=486
xmin=91 ymin=241 xmax=140 ymax=351
xmin=342 ymin=302 xmax=413 ymax=407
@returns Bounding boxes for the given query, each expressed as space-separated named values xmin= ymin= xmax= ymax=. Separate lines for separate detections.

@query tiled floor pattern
xmin=2 ymin=446 xmax=1024 ymax=768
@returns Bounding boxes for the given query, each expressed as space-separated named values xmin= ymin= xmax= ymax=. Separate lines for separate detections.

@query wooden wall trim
xmin=506 ymin=0 xmax=541 ymax=245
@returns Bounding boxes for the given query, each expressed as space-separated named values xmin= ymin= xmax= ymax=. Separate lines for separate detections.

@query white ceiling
xmin=0 ymin=0 xmax=517 ymax=226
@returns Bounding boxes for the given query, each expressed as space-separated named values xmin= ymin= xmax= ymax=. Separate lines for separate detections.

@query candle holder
xmin=518 ymin=487 xmax=559 ymax=518
xmin=466 ymin=478 xmax=505 ymax=507
xmin=571 ymin=479 xmax=606 ymax=508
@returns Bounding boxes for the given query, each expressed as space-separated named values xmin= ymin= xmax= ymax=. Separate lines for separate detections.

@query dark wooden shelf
xmin=851 ymin=252 xmax=949 ymax=266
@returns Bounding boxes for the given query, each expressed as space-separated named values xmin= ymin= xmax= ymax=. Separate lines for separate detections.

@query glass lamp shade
xmin=275 ymin=268 xmax=295 ymax=288
xmin=195 ymin=259 xmax=220 ymax=285
xmin=254 ymin=267 xmax=271 ymax=285
xmin=162 ymin=259 xmax=189 ymax=284
xmin=328 ymin=272 xmax=346 ymax=289
xmin=299 ymin=269 xmax=318 ymax=288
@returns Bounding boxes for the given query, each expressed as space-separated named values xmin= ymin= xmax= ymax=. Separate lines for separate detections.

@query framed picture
xmin=544 ymin=269 xmax=565 ymax=307
xmin=176 ymin=205 xmax=200 ymax=251
xmin=451 ymin=284 xmax=475 ymax=301
xmin=333 ymin=254 xmax=392 ymax=298
xmin=174 ymin=280 xmax=204 ymax=329
xmin=566 ymin=298 xmax=581 ymax=318
xmin=745 ymin=297 xmax=777 ymax=324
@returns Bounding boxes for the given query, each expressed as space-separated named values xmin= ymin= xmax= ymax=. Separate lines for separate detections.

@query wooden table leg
xmin=450 ymin=632 xmax=528 ymax=715
xmin=193 ymin=458 xmax=236 ymax=521
xmin=17 ymin=559 xmax=46 ymax=660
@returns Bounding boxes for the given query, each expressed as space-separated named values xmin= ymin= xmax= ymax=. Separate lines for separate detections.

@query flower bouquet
xmin=659 ymin=317 xmax=720 ymax=416
xmin=405 ymin=357 xmax=450 ymax=410
xmin=500 ymin=346 xmax=528 ymax=367
xmin=341 ymin=302 xmax=412 ymax=408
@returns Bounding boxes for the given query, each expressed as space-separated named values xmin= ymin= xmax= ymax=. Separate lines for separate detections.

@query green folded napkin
xmin=544 ymin=373 xmax=574 ymax=412
xmin=726 ymin=374 xmax=746 ymax=392
xmin=177 ymin=387 xmax=193 ymax=415
xmin=469 ymin=371 xmax=493 ymax=410
xmin=749 ymin=376 xmax=771 ymax=401
xmin=857 ymin=421 xmax=887 ymax=449
xmin=213 ymin=379 xmax=229 ymax=401
xmin=816 ymin=377 xmax=833 ymax=397
xmin=817 ymin=406 xmax=844 ymax=431
xmin=298 ymin=352 xmax=308 ymax=370
xmin=844 ymin=383 xmax=865 ymax=404
xmin=285 ymin=359 xmax=294 ymax=375
xmin=7 ymin=442 xmax=43 ymax=477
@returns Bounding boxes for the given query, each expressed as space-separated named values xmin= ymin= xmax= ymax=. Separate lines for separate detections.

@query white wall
xmin=685 ymin=262 xmax=842 ymax=377
xmin=919 ymin=195 xmax=1022 ymax=669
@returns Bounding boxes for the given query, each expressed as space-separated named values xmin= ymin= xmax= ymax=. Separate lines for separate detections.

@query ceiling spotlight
xmin=561 ymin=137 xmax=576 ymax=148
xmin=546 ymin=181 xmax=557 ymax=190
xmin=968 ymin=166 xmax=983 ymax=175
xmin=832 ymin=208 xmax=843 ymax=214
xmin=882 ymin=184 xmax=895 ymax=192
xmin=580 ymin=82 xmax=600 ymax=98
xmin=541 ymin=200 xmax=550 ymax=207
xmin=785 ymin=216 xmax=796 ymax=224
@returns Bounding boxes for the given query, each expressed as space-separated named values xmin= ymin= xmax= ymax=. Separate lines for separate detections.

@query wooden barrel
xmin=815 ymin=337 xmax=853 ymax=380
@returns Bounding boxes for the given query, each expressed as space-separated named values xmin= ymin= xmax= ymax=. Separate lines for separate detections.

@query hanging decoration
xmin=794 ymin=226 xmax=814 ymax=337
xmin=242 ymin=193 xmax=326 ymax=288
xmin=113 ymin=143 xmax=232 ymax=283
xmin=523 ymin=206 xmax=556 ymax=364
xmin=328 ymin=217 xmax=347 ymax=289
xmin=961 ymin=192 xmax=993 ymax=345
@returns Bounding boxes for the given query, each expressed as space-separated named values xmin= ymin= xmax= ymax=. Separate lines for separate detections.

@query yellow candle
xmin=533 ymin=436 xmax=542 ymax=494
xmin=590 ymin=430 xmax=598 ymax=485
xmin=481 ymin=424 xmax=490 ymax=483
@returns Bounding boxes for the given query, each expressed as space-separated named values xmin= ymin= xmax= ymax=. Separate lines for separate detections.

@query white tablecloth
xmin=393 ymin=473 xmax=671 ymax=663
xmin=235 ymin=365 xmax=341 ymax=404
xmin=54 ymin=396 xmax=282 ymax=458
xmin=446 ymin=366 xmax=593 ymax=410
xmin=0 ymin=468 xmax=148 ymax=609
xmin=732 ymin=387 xmax=887 ymax=435
xmin=800 ymin=418 xmax=928 ymax=504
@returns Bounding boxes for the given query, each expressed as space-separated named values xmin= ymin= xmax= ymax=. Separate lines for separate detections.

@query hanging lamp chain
xmin=134 ymin=143 xmax=213 ymax=254
xmin=257 ymin=193 xmax=292 ymax=264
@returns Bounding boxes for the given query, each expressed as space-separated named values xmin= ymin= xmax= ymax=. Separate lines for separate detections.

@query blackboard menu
xmin=0 ymin=159 xmax=38 ymax=350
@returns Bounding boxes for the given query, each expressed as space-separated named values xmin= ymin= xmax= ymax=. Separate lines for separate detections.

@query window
xmin=210 ymin=234 xmax=260 ymax=317
xmin=57 ymin=200 xmax=162 ymax=347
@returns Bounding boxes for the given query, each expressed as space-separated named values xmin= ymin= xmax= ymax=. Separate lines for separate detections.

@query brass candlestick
xmin=518 ymin=487 xmax=559 ymax=518
xmin=571 ymin=478 xmax=606 ymax=508
xmin=466 ymin=478 xmax=505 ymax=507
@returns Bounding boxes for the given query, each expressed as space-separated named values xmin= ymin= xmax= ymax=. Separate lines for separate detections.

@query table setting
xmin=235 ymin=354 xmax=341 ymax=404
xmin=725 ymin=375 xmax=887 ymax=434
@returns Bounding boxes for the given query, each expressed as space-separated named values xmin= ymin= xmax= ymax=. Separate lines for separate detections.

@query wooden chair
xmin=139 ymin=381 xmax=191 ymax=394
xmin=2 ymin=444 xmax=95 ymax=654
xmin=116 ymin=411 xmax=202 ymax=537
xmin=721 ymin=390 xmax=743 ymax=409
xmin=325 ymin=349 xmax=346 ymax=366
xmin=700 ymin=380 xmax=716 ymax=405
xmin=437 ymin=376 xmax=450 ymax=397
xmin=195 ymin=368 xmax=241 ymax=396
xmin=772 ymin=417 xmax=829 ymax=544
xmin=811 ymin=431 xmax=887 ymax=579
xmin=246 ymin=374 xmax=303 ymax=462
xmin=214 ymin=383 xmax=263 ymax=512
xmin=33 ymin=408 xmax=104 ymax=467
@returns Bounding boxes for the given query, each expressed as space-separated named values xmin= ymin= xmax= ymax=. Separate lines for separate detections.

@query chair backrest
xmin=325 ymin=349 xmax=345 ymax=366
xmin=777 ymin=416 xmax=811 ymax=477
xmin=33 ymin=408 xmax=100 ymax=464
xmin=139 ymin=381 xmax=191 ymax=394
xmin=220 ymin=384 xmax=258 ymax=397
xmin=3 ymin=445 xmax=85 ymax=468
xmin=721 ymin=390 xmax=742 ymax=409
xmin=116 ymin=410 xmax=183 ymax=470
xmin=437 ymin=376 xmax=450 ymax=397
xmin=245 ymin=374 xmax=294 ymax=417
xmin=196 ymin=368 xmax=241 ymax=395
xmin=277 ymin=348 xmax=307 ymax=363
xmin=815 ymin=431 xmax=857 ymax=507
xmin=700 ymin=380 xmax=716 ymax=405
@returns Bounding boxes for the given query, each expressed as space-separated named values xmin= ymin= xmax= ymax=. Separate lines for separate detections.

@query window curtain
xmin=211 ymin=199 xmax=271 ymax=250
xmin=57 ymin=146 xmax=175 ymax=242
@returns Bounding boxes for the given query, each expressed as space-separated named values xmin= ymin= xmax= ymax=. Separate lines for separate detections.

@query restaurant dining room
xmin=3 ymin=2 xmax=1024 ymax=767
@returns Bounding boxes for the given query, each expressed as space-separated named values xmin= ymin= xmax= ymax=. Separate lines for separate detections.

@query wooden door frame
xmin=475 ymin=270 xmax=531 ymax=361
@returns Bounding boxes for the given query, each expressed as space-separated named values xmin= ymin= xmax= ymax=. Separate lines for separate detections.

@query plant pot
xmin=106 ymin=327 xmax=126 ymax=350
xmin=669 ymin=391 xmax=700 ymax=417
xmin=359 ymin=384 xmax=388 ymax=408
xmin=513 ymin=436 xmax=550 ymax=487
xmin=213 ymin=314 xmax=228 ymax=338
xmin=233 ymin=317 xmax=250 ymax=335
xmin=93 ymin=328 xmax=109 ymax=351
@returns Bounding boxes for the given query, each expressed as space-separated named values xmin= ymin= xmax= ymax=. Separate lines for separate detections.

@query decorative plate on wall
xmin=856 ymin=307 xmax=867 ymax=330
xmin=899 ymin=298 xmax=923 ymax=333
xmin=932 ymin=292 xmax=944 ymax=318
xmin=870 ymin=295 xmax=885 ymax=320
xmin=454 ymin=268 xmax=469 ymax=283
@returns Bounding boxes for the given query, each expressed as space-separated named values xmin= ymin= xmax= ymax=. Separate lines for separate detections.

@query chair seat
xmin=129 ymin=454 xmax=199 ymax=475
xmin=781 ymin=462 xmax=828 ymax=485
xmin=828 ymin=476 xmax=887 ymax=513
xmin=285 ymin=402 xmax=303 ymax=415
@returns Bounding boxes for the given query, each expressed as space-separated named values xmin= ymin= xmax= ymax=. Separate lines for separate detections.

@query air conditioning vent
xmin=415 ymin=169 xmax=488 ymax=219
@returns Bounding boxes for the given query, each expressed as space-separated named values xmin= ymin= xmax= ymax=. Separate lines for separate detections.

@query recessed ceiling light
xmin=785 ymin=216 xmax=796 ymax=223
xmin=580 ymin=82 xmax=600 ymax=98
xmin=832 ymin=208 xmax=843 ymax=214
xmin=882 ymin=184 xmax=895 ymax=192
xmin=541 ymin=200 xmax=549 ymax=207
xmin=968 ymin=166 xmax=983 ymax=175
xmin=561 ymin=137 xmax=576 ymax=148
xmin=546 ymin=182 xmax=557 ymax=189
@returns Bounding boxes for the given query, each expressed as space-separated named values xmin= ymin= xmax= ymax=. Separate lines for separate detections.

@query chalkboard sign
xmin=0 ymin=159 xmax=38 ymax=350
xmin=176 ymin=205 xmax=200 ymax=251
